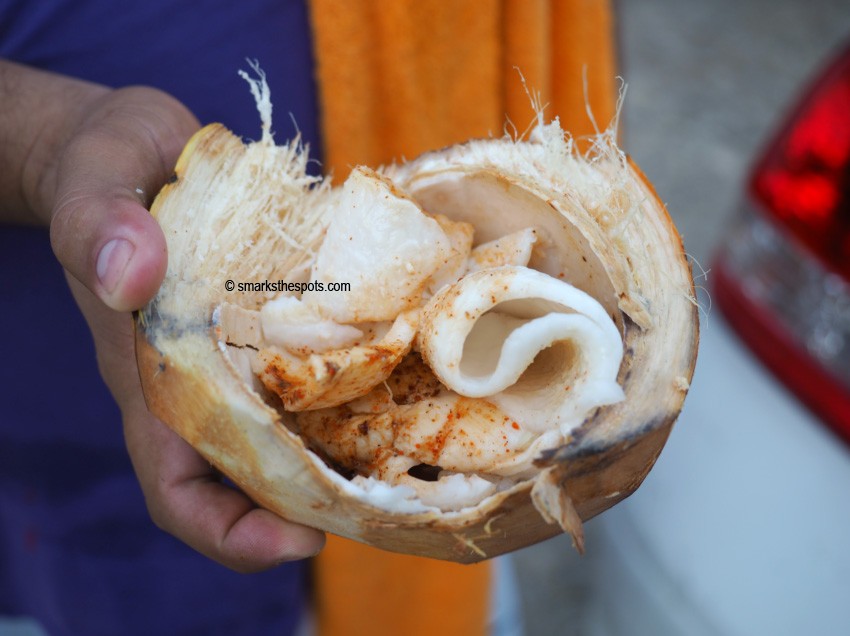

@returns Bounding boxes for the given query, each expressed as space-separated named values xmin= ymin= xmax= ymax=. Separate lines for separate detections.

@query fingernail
xmin=96 ymin=238 xmax=134 ymax=294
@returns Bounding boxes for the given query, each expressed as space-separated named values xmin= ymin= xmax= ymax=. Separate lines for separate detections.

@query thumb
xmin=49 ymin=87 xmax=199 ymax=312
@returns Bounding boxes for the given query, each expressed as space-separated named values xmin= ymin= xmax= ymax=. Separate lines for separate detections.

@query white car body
xmin=584 ymin=312 xmax=850 ymax=635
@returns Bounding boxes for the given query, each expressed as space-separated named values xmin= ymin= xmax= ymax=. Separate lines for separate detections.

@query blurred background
xmin=510 ymin=1 xmax=850 ymax=635
xmin=3 ymin=1 xmax=849 ymax=634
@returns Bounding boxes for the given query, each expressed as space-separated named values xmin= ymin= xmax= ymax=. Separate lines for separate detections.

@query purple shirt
xmin=0 ymin=1 xmax=320 ymax=633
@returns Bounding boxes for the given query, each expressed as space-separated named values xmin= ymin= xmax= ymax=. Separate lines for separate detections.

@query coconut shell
xmin=135 ymin=117 xmax=698 ymax=563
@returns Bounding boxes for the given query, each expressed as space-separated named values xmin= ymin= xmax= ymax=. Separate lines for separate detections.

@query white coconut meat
xmin=302 ymin=166 xmax=451 ymax=323
xmin=261 ymin=296 xmax=364 ymax=353
xmin=418 ymin=266 xmax=625 ymax=434
xmin=249 ymin=167 xmax=626 ymax=509
xmin=255 ymin=309 xmax=420 ymax=411
xmin=195 ymin=113 xmax=632 ymax=511
xmin=467 ymin=227 xmax=541 ymax=272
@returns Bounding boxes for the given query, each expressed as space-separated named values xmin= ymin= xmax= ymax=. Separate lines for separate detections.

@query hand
xmin=18 ymin=73 xmax=325 ymax=571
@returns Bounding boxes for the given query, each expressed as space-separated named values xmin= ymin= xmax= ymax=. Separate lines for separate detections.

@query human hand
xmin=13 ymin=69 xmax=325 ymax=571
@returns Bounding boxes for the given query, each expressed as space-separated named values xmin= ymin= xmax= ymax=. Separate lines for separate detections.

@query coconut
xmin=135 ymin=73 xmax=698 ymax=562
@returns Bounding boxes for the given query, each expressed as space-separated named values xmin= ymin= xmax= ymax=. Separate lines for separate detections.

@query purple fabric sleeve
xmin=0 ymin=1 xmax=321 ymax=633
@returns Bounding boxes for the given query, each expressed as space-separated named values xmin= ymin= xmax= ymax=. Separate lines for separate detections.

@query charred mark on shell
xmin=139 ymin=299 xmax=217 ymax=342
xmin=541 ymin=413 xmax=675 ymax=467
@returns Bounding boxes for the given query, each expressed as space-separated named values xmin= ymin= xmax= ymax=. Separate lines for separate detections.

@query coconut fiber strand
xmin=308 ymin=0 xmax=618 ymax=634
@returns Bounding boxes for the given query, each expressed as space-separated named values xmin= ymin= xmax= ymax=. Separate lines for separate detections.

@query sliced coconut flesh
xmin=302 ymin=166 xmax=452 ymax=323
xmin=425 ymin=213 xmax=475 ymax=295
xmin=238 ymin=167 xmax=626 ymax=510
xmin=255 ymin=309 xmax=420 ymax=411
xmin=467 ymin=227 xmax=541 ymax=272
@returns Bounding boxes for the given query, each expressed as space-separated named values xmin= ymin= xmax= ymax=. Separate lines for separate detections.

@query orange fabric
xmin=307 ymin=2 xmax=617 ymax=635
xmin=504 ymin=0 xmax=619 ymax=145
xmin=314 ymin=535 xmax=490 ymax=636
xmin=309 ymin=0 xmax=502 ymax=178
xmin=549 ymin=0 xmax=619 ymax=143
xmin=309 ymin=0 xmax=617 ymax=179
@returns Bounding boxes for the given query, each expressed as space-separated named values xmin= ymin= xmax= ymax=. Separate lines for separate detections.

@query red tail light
xmin=714 ymin=40 xmax=850 ymax=444
xmin=752 ymin=42 xmax=850 ymax=279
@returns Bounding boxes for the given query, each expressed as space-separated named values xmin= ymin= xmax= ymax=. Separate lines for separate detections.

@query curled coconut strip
xmin=418 ymin=265 xmax=625 ymax=433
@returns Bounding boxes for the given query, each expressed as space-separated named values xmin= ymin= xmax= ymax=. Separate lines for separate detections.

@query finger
xmin=54 ymin=191 xmax=167 ymax=312
xmin=126 ymin=410 xmax=325 ymax=573
xmin=50 ymin=87 xmax=199 ymax=311
xmin=164 ymin=474 xmax=326 ymax=573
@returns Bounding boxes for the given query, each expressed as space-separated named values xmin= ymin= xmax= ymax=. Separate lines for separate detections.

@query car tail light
xmin=713 ymin=40 xmax=850 ymax=444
